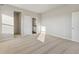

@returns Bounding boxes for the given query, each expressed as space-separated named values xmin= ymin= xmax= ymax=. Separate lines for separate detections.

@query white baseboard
xmin=47 ymin=33 xmax=71 ymax=40
xmin=47 ymin=33 xmax=79 ymax=43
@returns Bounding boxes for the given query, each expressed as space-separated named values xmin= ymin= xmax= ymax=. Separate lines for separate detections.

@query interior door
xmin=72 ymin=12 xmax=79 ymax=42
xmin=23 ymin=16 xmax=32 ymax=35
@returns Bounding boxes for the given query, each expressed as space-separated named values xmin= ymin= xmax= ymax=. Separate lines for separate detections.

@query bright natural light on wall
xmin=2 ymin=14 xmax=14 ymax=34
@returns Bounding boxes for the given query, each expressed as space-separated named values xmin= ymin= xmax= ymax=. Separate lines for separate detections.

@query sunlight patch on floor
xmin=37 ymin=26 xmax=46 ymax=43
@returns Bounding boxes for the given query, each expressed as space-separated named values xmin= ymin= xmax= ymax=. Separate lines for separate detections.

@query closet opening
xmin=32 ymin=18 xmax=37 ymax=34
xmin=14 ymin=11 xmax=21 ymax=35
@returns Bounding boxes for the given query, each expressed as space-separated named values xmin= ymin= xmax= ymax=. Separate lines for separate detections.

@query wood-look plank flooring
xmin=0 ymin=34 xmax=79 ymax=54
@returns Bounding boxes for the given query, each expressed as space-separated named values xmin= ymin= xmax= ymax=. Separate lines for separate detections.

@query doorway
xmin=14 ymin=11 xmax=21 ymax=35
xmin=32 ymin=18 xmax=37 ymax=34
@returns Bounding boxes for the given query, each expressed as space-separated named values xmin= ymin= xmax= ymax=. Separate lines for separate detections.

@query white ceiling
xmin=11 ymin=4 xmax=64 ymax=13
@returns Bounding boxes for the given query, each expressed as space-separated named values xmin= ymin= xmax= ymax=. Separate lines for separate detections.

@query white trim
xmin=47 ymin=33 xmax=71 ymax=40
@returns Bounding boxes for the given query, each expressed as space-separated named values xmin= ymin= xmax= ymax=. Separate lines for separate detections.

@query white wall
xmin=1 ymin=4 xmax=79 ymax=41
xmin=22 ymin=16 xmax=41 ymax=35
xmin=0 ymin=6 xmax=2 ymax=38
xmin=23 ymin=16 xmax=32 ymax=35
xmin=0 ymin=5 xmax=41 ymax=37
xmin=36 ymin=16 xmax=41 ymax=34
xmin=41 ymin=6 xmax=72 ymax=40
xmin=41 ymin=5 xmax=79 ymax=40
xmin=72 ymin=12 xmax=79 ymax=42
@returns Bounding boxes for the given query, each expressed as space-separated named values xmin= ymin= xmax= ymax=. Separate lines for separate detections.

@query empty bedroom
xmin=0 ymin=4 xmax=79 ymax=54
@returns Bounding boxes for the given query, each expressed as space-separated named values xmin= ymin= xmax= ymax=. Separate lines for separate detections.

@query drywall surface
xmin=0 ymin=5 xmax=40 ymax=36
xmin=0 ymin=7 xmax=2 ymax=38
xmin=41 ymin=5 xmax=73 ymax=40
xmin=23 ymin=16 xmax=32 ymax=35
xmin=36 ymin=16 xmax=41 ymax=34
xmin=72 ymin=12 xmax=79 ymax=42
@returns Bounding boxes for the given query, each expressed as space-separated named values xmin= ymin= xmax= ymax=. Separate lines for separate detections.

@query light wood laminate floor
xmin=0 ymin=34 xmax=79 ymax=54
